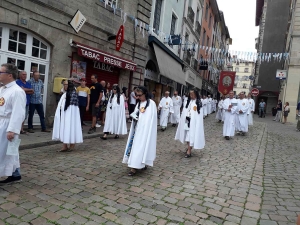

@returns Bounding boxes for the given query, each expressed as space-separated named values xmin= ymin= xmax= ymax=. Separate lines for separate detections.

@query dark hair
xmin=152 ymin=90 xmax=156 ymax=93
xmin=64 ymin=81 xmax=76 ymax=111
xmin=122 ymin=87 xmax=128 ymax=97
xmin=135 ymin=86 xmax=150 ymax=111
xmin=110 ymin=85 xmax=121 ymax=105
xmin=91 ymin=74 xmax=98 ymax=79
xmin=1 ymin=63 xmax=18 ymax=80
xmin=186 ymin=89 xmax=202 ymax=114
xmin=133 ymin=87 xmax=137 ymax=90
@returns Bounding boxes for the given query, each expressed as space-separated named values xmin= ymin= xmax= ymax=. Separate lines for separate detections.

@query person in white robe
xmin=223 ymin=91 xmax=238 ymax=140
xmin=207 ymin=95 xmax=212 ymax=114
xmin=202 ymin=95 xmax=208 ymax=118
xmin=175 ymin=89 xmax=205 ymax=158
xmin=0 ymin=63 xmax=25 ymax=184
xmin=236 ymin=92 xmax=249 ymax=135
xmin=169 ymin=91 xmax=182 ymax=127
xmin=101 ymin=86 xmax=127 ymax=140
xmin=123 ymin=86 xmax=157 ymax=176
xmin=53 ymin=81 xmax=83 ymax=151
xmin=158 ymin=91 xmax=174 ymax=131
xmin=211 ymin=98 xmax=216 ymax=113
xmin=216 ymin=97 xmax=224 ymax=122
xmin=247 ymin=93 xmax=255 ymax=126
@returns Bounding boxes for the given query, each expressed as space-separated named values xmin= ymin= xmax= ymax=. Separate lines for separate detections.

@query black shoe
xmin=88 ymin=127 xmax=96 ymax=134
xmin=27 ymin=129 xmax=34 ymax=133
xmin=100 ymin=136 xmax=107 ymax=140
xmin=225 ymin=136 xmax=230 ymax=140
xmin=114 ymin=135 xmax=119 ymax=139
xmin=0 ymin=176 xmax=22 ymax=185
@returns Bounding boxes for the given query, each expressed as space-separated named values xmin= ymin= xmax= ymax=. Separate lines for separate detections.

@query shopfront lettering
xmin=104 ymin=56 xmax=122 ymax=67
xmin=80 ymin=49 xmax=100 ymax=60
xmin=125 ymin=63 xmax=135 ymax=71
xmin=93 ymin=61 xmax=114 ymax=72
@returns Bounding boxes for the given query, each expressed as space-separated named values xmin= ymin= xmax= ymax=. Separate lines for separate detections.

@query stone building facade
xmin=0 ymin=0 xmax=151 ymax=125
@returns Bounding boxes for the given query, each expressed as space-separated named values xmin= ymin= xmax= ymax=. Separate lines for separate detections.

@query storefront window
xmin=8 ymin=29 xmax=27 ymax=54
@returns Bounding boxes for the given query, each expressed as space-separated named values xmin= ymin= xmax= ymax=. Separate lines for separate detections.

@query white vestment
xmin=0 ymin=81 xmax=25 ymax=177
xmin=223 ymin=98 xmax=238 ymax=137
xmin=207 ymin=98 xmax=212 ymax=114
xmin=236 ymin=98 xmax=249 ymax=132
xmin=247 ymin=98 xmax=255 ymax=126
xmin=175 ymin=100 xmax=205 ymax=150
xmin=211 ymin=99 xmax=216 ymax=112
xmin=103 ymin=95 xmax=127 ymax=135
xmin=52 ymin=93 xmax=83 ymax=144
xmin=169 ymin=96 xmax=182 ymax=124
xmin=123 ymin=100 xmax=157 ymax=168
xmin=159 ymin=97 xmax=174 ymax=127
xmin=202 ymin=98 xmax=208 ymax=116
xmin=216 ymin=100 xmax=224 ymax=121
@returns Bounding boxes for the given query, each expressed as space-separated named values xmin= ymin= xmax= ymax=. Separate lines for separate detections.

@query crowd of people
xmin=1 ymin=62 xmax=300 ymax=184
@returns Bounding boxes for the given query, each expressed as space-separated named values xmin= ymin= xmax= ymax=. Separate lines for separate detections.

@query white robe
xmin=0 ymin=81 xmax=25 ymax=177
xmin=211 ymin=99 xmax=216 ymax=112
xmin=103 ymin=95 xmax=127 ymax=135
xmin=236 ymin=98 xmax=249 ymax=132
xmin=123 ymin=100 xmax=157 ymax=169
xmin=247 ymin=98 xmax=255 ymax=126
xmin=216 ymin=100 xmax=224 ymax=121
xmin=223 ymin=98 xmax=238 ymax=137
xmin=202 ymin=98 xmax=208 ymax=116
xmin=169 ymin=96 xmax=182 ymax=124
xmin=52 ymin=93 xmax=83 ymax=144
xmin=207 ymin=98 xmax=212 ymax=114
xmin=175 ymin=100 xmax=205 ymax=150
xmin=159 ymin=97 xmax=174 ymax=127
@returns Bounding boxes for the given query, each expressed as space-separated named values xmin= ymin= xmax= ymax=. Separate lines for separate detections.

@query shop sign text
xmin=93 ymin=61 xmax=114 ymax=72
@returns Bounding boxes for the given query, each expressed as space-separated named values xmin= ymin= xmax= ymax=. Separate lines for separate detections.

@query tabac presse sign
xmin=69 ymin=10 xmax=87 ymax=33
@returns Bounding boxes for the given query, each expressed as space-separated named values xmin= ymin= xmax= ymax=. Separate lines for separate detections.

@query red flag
xmin=116 ymin=25 xmax=124 ymax=51
xmin=218 ymin=71 xmax=236 ymax=95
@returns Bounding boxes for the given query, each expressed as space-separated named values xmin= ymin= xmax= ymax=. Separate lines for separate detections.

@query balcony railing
xmin=196 ymin=21 xmax=201 ymax=37
xmin=187 ymin=7 xmax=195 ymax=25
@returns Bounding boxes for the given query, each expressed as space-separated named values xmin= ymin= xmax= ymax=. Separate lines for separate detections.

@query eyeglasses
xmin=0 ymin=72 xmax=8 ymax=75
xmin=135 ymin=94 xmax=144 ymax=97
xmin=113 ymin=88 xmax=117 ymax=90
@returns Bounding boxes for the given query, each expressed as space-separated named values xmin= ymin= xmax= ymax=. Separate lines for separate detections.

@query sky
xmin=216 ymin=0 xmax=259 ymax=53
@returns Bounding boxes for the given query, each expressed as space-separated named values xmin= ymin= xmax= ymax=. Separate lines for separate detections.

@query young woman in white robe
xmin=123 ymin=86 xmax=157 ymax=176
xmin=175 ymin=89 xmax=205 ymax=158
xmin=101 ymin=86 xmax=127 ymax=140
xmin=216 ymin=97 xmax=224 ymax=122
xmin=247 ymin=93 xmax=255 ymax=126
xmin=53 ymin=81 xmax=83 ymax=151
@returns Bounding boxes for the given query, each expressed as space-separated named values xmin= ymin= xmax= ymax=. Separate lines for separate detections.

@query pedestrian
xmin=273 ymin=99 xmax=282 ymax=122
xmin=53 ymin=81 xmax=83 ymax=152
xmin=27 ymin=71 xmax=51 ymax=133
xmin=296 ymin=100 xmax=300 ymax=131
xmin=0 ymin=63 xmax=26 ymax=184
xmin=16 ymin=71 xmax=34 ymax=134
xmin=101 ymin=85 xmax=127 ymax=140
xmin=236 ymin=92 xmax=249 ymax=136
xmin=169 ymin=91 xmax=182 ymax=127
xmin=60 ymin=79 xmax=68 ymax=95
xmin=175 ymin=89 xmax=205 ymax=158
xmin=258 ymin=99 xmax=266 ymax=118
xmin=129 ymin=87 xmax=138 ymax=122
xmin=121 ymin=87 xmax=129 ymax=121
xmin=149 ymin=89 xmax=156 ymax=101
xmin=247 ymin=93 xmax=255 ymax=126
xmin=282 ymin=102 xmax=290 ymax=124
xmin=76 ymin=78 xmax=90 ymax=126
xmin=88 ymin=75 xmax=104 ymax=134
xmin=202 ymin=95 xmax=208 ymax=118
xmin=216 ymin=96 xmax=224 ymax=122
xmin=158 ymin=91 xmax=174 ymax=131
xmin=122 ymin=86 xmax=157 ymax=176
xmin=207 ymin=95 xmax=212 ymax=114
xmin=223 ymin=90 xmax=238 ymax=140
xmin=98 ymin=81 xmax=109 ymax=126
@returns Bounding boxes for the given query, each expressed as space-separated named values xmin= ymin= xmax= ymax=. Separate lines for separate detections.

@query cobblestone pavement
xmin=0 ymin=114 xmax=299 ymax=225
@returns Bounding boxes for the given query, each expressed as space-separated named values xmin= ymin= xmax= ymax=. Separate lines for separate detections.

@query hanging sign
xmin=276 ymin=70 xmax=287 ymax=80
xmin=69 ymin=10 xmax=87 ymax=33
xmin=218 ymin=71 xmax=236 ymax=95
xmin=116 ymin=25 xmax=125 ymax=51
xmin=251 ymin=88 xmax=259 ymax=96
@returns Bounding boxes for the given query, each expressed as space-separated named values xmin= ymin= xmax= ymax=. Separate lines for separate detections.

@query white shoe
xmin=95 ymin=124 xmax=101 ymax=128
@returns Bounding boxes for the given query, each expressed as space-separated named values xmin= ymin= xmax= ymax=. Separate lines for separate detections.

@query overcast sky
xmin=216 ymin=0 xmax=259 ymax=52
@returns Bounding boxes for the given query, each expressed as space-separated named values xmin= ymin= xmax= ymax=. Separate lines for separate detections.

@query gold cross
xmin=0 ymin=98 xmax=5 ymax=106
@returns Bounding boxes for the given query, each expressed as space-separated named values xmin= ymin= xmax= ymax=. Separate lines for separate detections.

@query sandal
xmin=114 ymin=135 xmax=119 ymax=139
xmin=20 ymin=130 xmax=27 ymax=134
xmin=128 ymin=171 xmax=136 ymax=176
xmin=67 ymin=148 xmax=74 ymax=152
xmin=101 ymin=136 xmax=107 ymax=140
xmin=185 ymin=153 xmax=192 ymax=158
xmin=57 ymin=149 xmax=68 ymax=152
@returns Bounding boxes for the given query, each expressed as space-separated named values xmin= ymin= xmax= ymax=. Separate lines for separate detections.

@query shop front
xmin=185 ymin=69 xmax=203 ymax=93
xmin=202 ymin=80 xmax=214 ymax=97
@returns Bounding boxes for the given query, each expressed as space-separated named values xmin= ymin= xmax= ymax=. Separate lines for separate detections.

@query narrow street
xmin=0 ymin=116 xmax=299 ymax=225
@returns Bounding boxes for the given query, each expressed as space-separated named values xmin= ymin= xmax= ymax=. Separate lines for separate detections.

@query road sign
xmin=251 ymin=88 xmax=259 ymax=96
xmin=276 ymin=70 xmax=287 ymax=79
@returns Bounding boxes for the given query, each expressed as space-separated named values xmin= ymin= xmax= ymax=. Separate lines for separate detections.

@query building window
xmin=235 ymin=67 xmax=239 ymax=72
xmin=244 ymin=68 xmax=249 ymax=73
xmin=107 ymin=0 xmax=117 ymax=7
xmin=8 ymin=29 xmax=27 ymax=54
xmin=202 ymin=29 xmax=206 ymax=45
xmin=208 ymin=14 xmax=212 ymax=28
xmin=243 ymin=83 xmax=247 ymax=89
xmin=154 ymin=0 xmax=163 ymax=34
xmin=32 ymin=37 xmax=48 ymax=59
xmin=170 ymin=14 xmax=177 ymax=35
xmin=205 ymin=3 xmax=209 ymax=21
xmin=245 ymin=62 xmax=249 ymax=66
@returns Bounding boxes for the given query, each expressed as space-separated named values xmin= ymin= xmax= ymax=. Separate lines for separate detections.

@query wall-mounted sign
xmin=144 ymin=69 xmax=159 ymax=82
xmin=168 ymin=35 xmax=181 ymax=46
xmin=116 ymin=25 xmax=124 ymax=51
xmin=276 ymin=70 xmax=287 ymax=79
xmin=93 ymin=61 xmax=114 ymax=73
xmin=186 ymin=71 xmax=196 ymax=85
xmin=69 ymin=10 xmax=87 ymax=33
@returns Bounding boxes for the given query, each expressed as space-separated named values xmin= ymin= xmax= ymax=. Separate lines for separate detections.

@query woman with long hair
xmin=101 ymin=85 xmax=127 ymax=140
xmin=175 ymin=89 xmax=205 ymax=158
xmin=122 ymin=86 xmax=157 ymax=176
xmin=100 ymin=82 xmax=111 ymax=125
xmin=53 ymin=80 xmax=83 ymax=152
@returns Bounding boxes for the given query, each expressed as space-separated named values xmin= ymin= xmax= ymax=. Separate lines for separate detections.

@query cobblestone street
xmin=0 ymin=115 xmax=299 ymax=225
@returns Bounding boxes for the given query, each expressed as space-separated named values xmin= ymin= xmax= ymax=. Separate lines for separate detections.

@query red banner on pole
xmin=218 ymin=71 xmax=236 ymax=95
xmin=116 ymin=25 xmax=124 ymax=51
